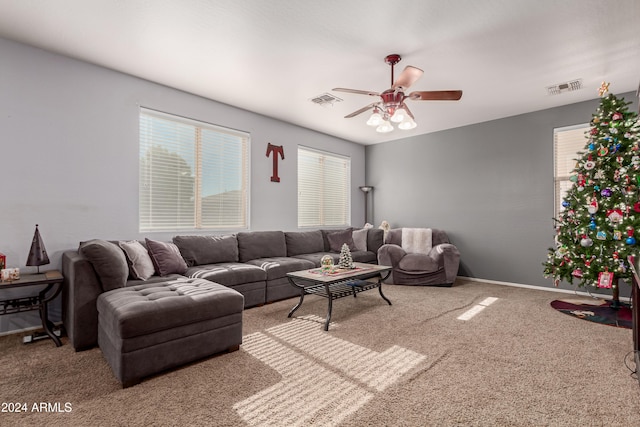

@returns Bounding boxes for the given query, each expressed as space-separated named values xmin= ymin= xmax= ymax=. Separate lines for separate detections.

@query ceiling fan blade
xmin=408 ymin=90 xmax=463 ymax=101
xmin=344 ymin=103 xmax=378 ymax=118
xmin=332 ymin=87 xmax=380 ymax=97
xmin=392 ymin=66 xmax=424 ymax=90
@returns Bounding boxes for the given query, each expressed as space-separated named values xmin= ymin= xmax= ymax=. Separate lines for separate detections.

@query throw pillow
xmin=119 ymin=240 xmax=156 ymax=280
xmin=145 ymin=238 xmax=188 ymax=276
xmin=79 ymin=239 xmax=128 ymax=291
xmin=327 ymin=229 xmax=356 ymax=253
xmin=352 ymin=229 xmax=368 ymax=252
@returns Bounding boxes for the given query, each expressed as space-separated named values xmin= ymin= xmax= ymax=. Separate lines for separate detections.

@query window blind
xmin=298 ymin=146 xmax=351 ymax=227
xmin=139 ymin=108 xmax=249 ymax=232
xmin=554 ymin=124 xmax=589 ymax=218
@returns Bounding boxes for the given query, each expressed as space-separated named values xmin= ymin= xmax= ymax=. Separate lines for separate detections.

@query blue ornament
xmin=594 ymin=185 xmax=600 ymax=191
xmin=562 ymin=200 xmax=570 ymax=208
xmin=589 ymin=220 xmax=597 ymax=230
xmin=589 ymin=143 xmax=595 ymax=150
xmin=626 ymin=236 xmax=636 ymax=245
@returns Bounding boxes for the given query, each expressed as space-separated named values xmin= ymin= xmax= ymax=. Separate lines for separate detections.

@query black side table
xmin=0 ymin=270 xmax=64 ymax=347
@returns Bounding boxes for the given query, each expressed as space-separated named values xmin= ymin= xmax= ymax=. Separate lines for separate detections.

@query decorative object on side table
xmin=1 ymin=268 xmax=20 ymax=282
xmin=26 ymin=224 xmax=50 ymax=273
xmin=338 ymin=243 xmax=354 ymax=269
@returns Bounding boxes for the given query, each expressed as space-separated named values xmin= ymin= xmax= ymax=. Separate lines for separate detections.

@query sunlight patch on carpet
xmin=234 ymin=315 xmax=426 ymax=427
xmin=457 ymin=296 xmax=498 ymax=321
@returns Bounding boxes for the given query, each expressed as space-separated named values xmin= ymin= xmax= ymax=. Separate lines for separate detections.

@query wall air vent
xmin=547 ymin=79 xmax=583 ymax=95
xmin=310 ymin=93 xmax=343 ymax=106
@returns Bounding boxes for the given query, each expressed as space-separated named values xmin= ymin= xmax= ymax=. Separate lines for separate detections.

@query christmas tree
xmin=338 ymin=243 xmax=354 ymax=269
xmin=544 ymin=83 xmax=640 ymax=299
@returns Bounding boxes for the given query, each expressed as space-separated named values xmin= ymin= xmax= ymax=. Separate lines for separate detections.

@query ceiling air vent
xmin=310 ymin=93 xmax=343 ymax=106
xmin=547 ymin=79 xmax=583 ymax=95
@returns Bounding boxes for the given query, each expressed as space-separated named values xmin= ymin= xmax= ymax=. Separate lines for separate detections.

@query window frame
xmin=139 ymin=107 xmax=250 ymax=232
xmin=553 ymin=123 xmax=589 ymax=219
xmin=297 ymin=145 xmax=351 ymax=228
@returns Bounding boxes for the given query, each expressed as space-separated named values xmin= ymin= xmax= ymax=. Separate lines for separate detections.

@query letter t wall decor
xmin=266 ymin=143 xmax=285 ymax=182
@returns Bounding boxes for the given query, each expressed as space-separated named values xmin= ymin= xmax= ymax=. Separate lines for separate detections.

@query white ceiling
xmin=0 ymin=0 xmax=639 ymax=145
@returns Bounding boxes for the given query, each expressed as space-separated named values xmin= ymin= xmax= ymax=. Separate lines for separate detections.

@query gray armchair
xmin=377 ymin=228 xmax=460 ymax=286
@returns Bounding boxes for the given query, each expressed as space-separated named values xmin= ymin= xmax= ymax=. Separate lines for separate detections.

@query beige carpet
xmin=1 ymin=280 xmax=639 ymax=426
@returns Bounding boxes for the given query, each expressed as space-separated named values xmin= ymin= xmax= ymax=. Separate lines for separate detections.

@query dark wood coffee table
xmin=286 ymin=262 xmax=392 ymax=330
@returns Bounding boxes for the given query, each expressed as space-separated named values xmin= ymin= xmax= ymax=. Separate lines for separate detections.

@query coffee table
xmin=286 ymin=262 xmax=392 ymax=330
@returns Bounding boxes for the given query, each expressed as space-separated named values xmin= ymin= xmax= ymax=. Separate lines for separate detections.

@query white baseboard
xmin=458 ymin=276 xmax=632 ymax=303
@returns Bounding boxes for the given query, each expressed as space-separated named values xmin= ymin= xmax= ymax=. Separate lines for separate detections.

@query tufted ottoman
xmin=97 ymin=277 xmax=244 ymax=387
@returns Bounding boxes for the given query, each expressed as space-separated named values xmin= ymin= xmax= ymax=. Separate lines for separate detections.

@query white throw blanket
xmin=402 ymin=228 xmax=433 ymax=255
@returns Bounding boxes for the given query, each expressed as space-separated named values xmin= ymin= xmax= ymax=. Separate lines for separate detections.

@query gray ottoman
xmin=97 ymin=277 xmax=243 ymax=387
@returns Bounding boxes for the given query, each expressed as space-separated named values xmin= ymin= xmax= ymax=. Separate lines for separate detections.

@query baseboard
xmin=458 ymin=276 xmax=632 ymax=303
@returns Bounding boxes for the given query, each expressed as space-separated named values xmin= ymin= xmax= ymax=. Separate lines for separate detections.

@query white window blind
xmin=139 ymin=108 xmax=249 ymax=232
xmin=554 ymin=124 xmax=589 ymax=218
xmin=298 ymin=146 xmax=351 ymax=227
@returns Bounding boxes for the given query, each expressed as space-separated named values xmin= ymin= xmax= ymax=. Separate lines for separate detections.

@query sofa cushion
xmin=187 ymin=263 xmax=266 ymax=286
xmin=145 ymin=239 xmax=188 ymax=276
xmin=173 ymin=235 xmax=239 ymax=266
xmin=244 ymin=257 xmax=315 ymax=280
xmin=398 ymin=253 xmax=439 ymax=272
xmin=327 ymin=229 xmax=356 ymax=252
xmin=119 ymin=240 xmax=155 ymax=280
xmin=284 ymin=230 xmax=324 ymax=256
xmin=352 ymin=229 xmax=368 ymax=251
xmin=79 ymin=239 xmax=128 ymax=292
xmin=97 ymin=277 xmax=244 ymax=340
xmin=237 ymin=231 xmax=286 ymax=262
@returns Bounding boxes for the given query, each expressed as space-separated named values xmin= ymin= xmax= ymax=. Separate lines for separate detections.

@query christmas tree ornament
xmin=597 ymin=269 xmax=614 ymax=288
xmin=596 ymin=230 xmax=607 ymax=240
xmin=613 ymin=230 xmax=622 ymax=240
xmin=601 ymin=188 xmax=612 ymax=197
xmin=625 ymin=227 xmax=636 ymax=245
xmin=580 ymin=236 xmax=593 ymax=247
xmin=606 ymin=209 xmax=623 ymax=224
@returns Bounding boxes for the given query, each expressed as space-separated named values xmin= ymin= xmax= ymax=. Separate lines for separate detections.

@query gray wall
xmin=366 ymin=92 xmax=638 ymax=295
xmin=0 ymin=37 xmax=365 ymax=334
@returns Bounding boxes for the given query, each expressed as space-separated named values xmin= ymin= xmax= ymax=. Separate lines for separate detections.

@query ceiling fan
xmin=332 ymin=54 xmax=462 ymax=133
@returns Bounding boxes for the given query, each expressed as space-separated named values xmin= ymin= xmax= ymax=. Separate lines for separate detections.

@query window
xmin=554 ymin=124 xmax=589 ymax=218
xmin=298 ymin=146 xmax=351 ymax=227
xmin=139 ymin=108 xmax=249 ymax=232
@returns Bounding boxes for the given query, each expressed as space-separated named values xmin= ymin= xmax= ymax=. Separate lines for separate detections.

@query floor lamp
xmin=359 ymin=186 xmax=374 ymax=225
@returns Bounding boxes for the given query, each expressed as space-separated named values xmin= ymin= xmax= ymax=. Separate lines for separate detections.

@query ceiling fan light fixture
xmin=390 ymin=108 xmax=407 ymax=123
xmin=398 ymin=117 xmax=417 ymax=130
xmin=366 ymin=111 xmax=383 ymax=126
xmin=376 ymin=120 xmax=394 ymax=133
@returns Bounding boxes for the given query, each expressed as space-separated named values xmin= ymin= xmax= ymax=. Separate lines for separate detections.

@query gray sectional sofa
xmin=62 ymin=227 xmax=383 ymax=352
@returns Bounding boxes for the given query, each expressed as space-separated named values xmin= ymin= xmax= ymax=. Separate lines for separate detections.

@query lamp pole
xmin=359 ymin=186 xmax=374 ymax=225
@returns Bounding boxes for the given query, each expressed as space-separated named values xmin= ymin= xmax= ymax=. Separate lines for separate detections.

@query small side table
xmin=0 ymin=270 xmax=64 ymax=347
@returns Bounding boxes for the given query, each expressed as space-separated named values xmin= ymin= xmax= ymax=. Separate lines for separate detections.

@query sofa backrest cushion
xmin=237 ymin=231 xmax=287 ymax=262
xmin=173 ymin=235 xmax=239 ymax=266
xmin=145 ymin=238 xmax=188 ymax=276
xmin=79 ymin=239 xmax=128 ymax=292
xmin=285 ymin=230 xmax=324 ymax=256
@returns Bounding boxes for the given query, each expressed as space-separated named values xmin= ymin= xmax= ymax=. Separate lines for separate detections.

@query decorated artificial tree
xmin=544 ymin=83 xmax=640 ymax=307
xmin=338 ymin=243 xmax=354 ymax=269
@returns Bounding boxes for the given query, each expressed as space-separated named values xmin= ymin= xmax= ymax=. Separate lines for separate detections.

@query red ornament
xmin=597 ymin=269 xmax=614 ymax=289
